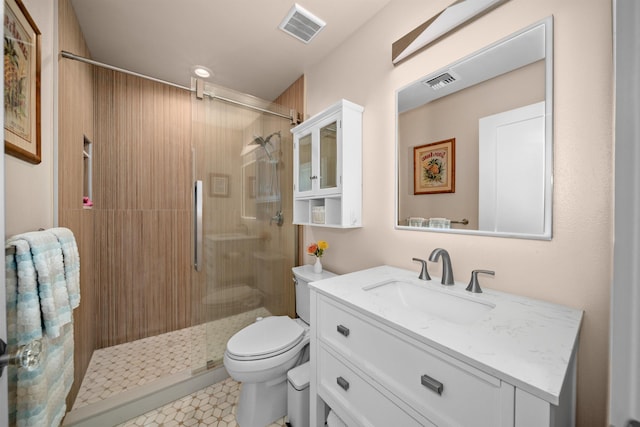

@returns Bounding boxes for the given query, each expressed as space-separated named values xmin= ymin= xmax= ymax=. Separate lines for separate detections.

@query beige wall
xmin=5 ymin=0 xmax=55 ymax=237
xmin=304 ymin=0 xmax=612 ymax=425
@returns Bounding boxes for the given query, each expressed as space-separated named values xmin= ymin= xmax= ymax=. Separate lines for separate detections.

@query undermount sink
xmin=363 ymin=280 xmax=495 ymax=325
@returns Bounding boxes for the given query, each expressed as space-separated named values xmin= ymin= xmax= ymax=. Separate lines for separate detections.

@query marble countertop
xmin=309 ymin=265 xmax=583 ymax=405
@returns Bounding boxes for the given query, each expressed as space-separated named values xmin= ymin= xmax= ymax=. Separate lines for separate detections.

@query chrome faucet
xmin=429 ymin=248 xmax=454 ymax=285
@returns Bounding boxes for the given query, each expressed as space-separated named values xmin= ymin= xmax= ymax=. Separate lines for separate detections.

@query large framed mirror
xmin=395 ymin=17 xmax=553 ymax=240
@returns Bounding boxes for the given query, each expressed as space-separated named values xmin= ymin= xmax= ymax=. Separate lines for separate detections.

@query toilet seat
xmin=226 ymin=316 xmax=305 ymax=361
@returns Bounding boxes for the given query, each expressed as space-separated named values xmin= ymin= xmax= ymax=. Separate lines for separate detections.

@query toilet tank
xmin=292 ymin=266 xmax=336 ymax=324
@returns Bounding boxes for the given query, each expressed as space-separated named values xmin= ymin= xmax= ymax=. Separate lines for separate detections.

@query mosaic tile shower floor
xmin=73 ymin=307 xmax=272 ymax=409
xmin=116 ymin=377 xmax=286 ymax=427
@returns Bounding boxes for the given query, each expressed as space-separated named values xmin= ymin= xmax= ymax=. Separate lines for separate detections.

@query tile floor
xmin=116 ymin=377 xmax=287 ymax=427
xmin=73 ymin=307 xmax=272 ymax=409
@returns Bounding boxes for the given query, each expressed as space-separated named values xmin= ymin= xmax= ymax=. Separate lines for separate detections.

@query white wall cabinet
xmin=309 ymin=290 xmax=578 ymax=427
xmin=291 ymin=99 xmax=363 ymax=228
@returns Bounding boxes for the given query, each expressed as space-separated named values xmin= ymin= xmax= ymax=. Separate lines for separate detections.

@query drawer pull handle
xmin=337 ymin=376 xmax=350 ymax=391
xmin=337 ymin=325 xmax=350 ymax=337
xmin=421 ymin=374 xmax=444 ymax=395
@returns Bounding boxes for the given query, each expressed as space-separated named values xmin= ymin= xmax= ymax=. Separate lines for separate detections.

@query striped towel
xmin=49 ymin=227 xmax=81 ymax=309
xmin=11 ymin=231 xmax=71 ymax=339
xmin=6 ymin=229 xmax=79 ymax=427
xmin=5 ymin=240 xmax=43 ymax=346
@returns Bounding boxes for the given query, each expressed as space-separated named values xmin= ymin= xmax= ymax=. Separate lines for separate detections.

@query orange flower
xmin=307 ymin=243 xmax=318 ymax=255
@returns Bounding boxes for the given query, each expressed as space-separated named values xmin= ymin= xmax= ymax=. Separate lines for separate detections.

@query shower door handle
xmin=194 ymin=180 xmax=203 ymax=272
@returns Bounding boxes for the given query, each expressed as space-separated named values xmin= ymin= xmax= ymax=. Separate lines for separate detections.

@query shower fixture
xmin=251 ymin=131 xmax=284 ymax=226
xmin=270 ymin=211 xmax=284 ymax=227
xmin=250 ymin=131 xmax=281 ymax=160
xmin=254 ymin=130 xmax=280 ymax=144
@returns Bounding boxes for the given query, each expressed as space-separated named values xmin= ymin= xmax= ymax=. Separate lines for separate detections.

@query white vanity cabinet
xmin=311 ymin=294 xmax=514 ymax=427
xmin=308 ymin=266 xmax=582 ymax=427
xmin=291 ymin=99 xmax=363 ymax=228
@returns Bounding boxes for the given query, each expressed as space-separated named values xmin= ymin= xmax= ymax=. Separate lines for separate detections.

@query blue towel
xmin=14 ymin=231 xmax=71 ymax=339
xmin=6 ymin=229 xmax=80 ymax=427
xmin=49 ymin=227 xmax=80 ymax=310
xmin=5 ymin=240 xmax=42 ymax=347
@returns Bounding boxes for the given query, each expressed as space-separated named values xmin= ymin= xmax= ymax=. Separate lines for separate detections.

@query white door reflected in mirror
xmin=478 ymin=102 xmax=546 ymax=234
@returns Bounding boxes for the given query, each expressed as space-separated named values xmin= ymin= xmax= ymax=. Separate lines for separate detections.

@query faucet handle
xmin=412 ymin=258 xmax=431 ymax=281
xmin=466 ymin=270 xmax=495 ymax=293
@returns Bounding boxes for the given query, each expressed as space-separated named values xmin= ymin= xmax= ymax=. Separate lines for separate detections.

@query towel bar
xmin=451 ymin=218 xmax=469 ymax=225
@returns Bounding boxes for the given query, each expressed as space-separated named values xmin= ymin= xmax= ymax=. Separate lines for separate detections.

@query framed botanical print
xmin=413 ymin=138 xmax=455 ymax=195
xmin=4 ymin=0 xmax=41 ymax=164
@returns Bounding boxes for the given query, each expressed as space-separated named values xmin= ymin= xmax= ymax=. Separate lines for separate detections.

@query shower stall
xmin=190 ymin=80 xmax=297 ymax=373
xmin=56 ymin=53 xmax=299 ymax=424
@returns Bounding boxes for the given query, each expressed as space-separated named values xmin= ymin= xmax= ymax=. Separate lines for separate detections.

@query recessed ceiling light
xmin=192 ymin=65 xmax=212 ymax=79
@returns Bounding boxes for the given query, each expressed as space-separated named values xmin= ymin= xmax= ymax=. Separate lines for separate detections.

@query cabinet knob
xmin=337 ymin=324 xmax=350 ymax=337
xmin=421 ymin=374 xmax=444 ymax=395
xmin=310 ymin=175 xmax=318 ymax=180
xmin=337 ymin=376 xmax=350 ymax=391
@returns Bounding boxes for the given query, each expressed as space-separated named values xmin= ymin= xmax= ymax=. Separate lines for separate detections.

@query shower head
xmin=251 ymin=135 xmax=267 ymax=147
xmin=250 ymin=131 xmax=280 ymax=148
xmin=250 ymin=136 xmax=273 ymax=160
xmin=250 ymin=131 xmax=281 ymax=160
xmin=264 ymin=131 xmax=281 ymax=144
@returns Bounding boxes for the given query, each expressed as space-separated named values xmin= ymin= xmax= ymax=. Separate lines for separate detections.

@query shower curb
xmin=62 ymin=366 xmax=229 ymax=426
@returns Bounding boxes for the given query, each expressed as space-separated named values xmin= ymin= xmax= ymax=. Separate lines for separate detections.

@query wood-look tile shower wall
xmin=92 ymin=70 xmax=193 ymax=347
xmin=274 ymin=75 xmax=304 ymax=318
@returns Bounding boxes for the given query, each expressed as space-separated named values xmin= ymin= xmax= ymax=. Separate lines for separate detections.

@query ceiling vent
xmin=423 ymin=72 xmax=457 ymax=90
xmin=279 ymin=3 xmax=326 ymax=44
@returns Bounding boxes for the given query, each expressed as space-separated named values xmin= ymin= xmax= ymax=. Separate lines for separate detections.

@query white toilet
xmin=224 ymin=265 xmax=336 ymax=427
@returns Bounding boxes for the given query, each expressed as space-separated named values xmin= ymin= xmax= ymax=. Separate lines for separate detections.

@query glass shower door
xmin=190 ymin=82 xmax=296 ymax=373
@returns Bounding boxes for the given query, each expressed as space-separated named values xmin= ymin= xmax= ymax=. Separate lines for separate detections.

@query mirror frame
xmin=394 ymin=16 xmax=553 ymax=240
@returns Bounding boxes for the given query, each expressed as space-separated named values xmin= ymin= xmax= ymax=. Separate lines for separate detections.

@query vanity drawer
xmin=318 ymin=346 xmax=430 ymax=427
xmin=318 ymin=297 xmax=511 ymax=426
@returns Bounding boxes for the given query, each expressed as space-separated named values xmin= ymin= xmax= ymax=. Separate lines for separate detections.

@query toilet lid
xmin=226 ymin=316 xmax=305 ymax=359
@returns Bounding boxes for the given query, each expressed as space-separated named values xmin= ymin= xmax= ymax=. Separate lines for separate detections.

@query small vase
xmin=313 ymin=257 xmax=323 ymax=274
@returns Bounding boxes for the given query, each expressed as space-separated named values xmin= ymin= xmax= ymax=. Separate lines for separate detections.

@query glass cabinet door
xmin=319 ymin=121 xmax=338 ymax=190
xmin=297 ymin=133 xmax=312 ymax=193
